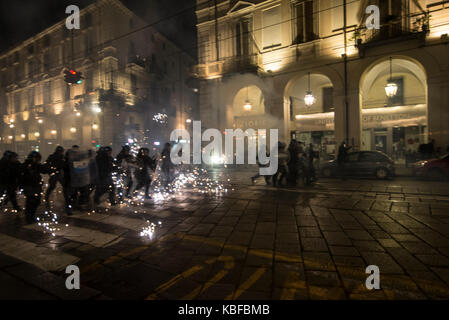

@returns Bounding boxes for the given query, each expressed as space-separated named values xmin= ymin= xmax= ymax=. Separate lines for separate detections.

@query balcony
xmin=356 ymin=14 xmax=429 ymax=56
xmin=192 ymin=53 xmax=261 ymax=79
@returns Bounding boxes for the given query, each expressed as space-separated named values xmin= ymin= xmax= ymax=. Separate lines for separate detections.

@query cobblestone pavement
xmin=1 ymin=173 xmax=449 ymax=300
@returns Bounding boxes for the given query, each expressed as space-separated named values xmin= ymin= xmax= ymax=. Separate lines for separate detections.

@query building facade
xmin=195 ymin=0 xmax=449 ymax=161
xmin=0 ymin=0 xmax=198 ymax=159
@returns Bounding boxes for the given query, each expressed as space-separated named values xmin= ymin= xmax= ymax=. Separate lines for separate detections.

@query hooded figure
xmin=44 ymin=146 xmax=65 ymax=204
xmin=94 ymin=147 xmax=116 ymax=206
xmin=20 ymin=151 xmax=48 ymax=223
xmin=0 ymin=151 xmax=21 ymax=211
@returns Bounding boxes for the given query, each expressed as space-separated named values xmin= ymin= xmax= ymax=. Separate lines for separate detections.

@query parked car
xmin=412 ymin=153 xmax=449 ymax=180
xmin=321 ymin=151 xmax=395 ymax=179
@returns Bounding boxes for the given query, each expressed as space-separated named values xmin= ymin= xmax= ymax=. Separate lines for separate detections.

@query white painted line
xmin=73 ymin=212 xmax=149 ymax=231
xmin=25 ymin=224 xmax=122 ymax=248
xmin=0 ymin=233 xmax=79 ymax=271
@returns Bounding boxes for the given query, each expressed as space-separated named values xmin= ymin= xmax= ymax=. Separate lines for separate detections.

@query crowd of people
xmin=0 ymin=143 xmax=174 ymax=224
xmin=251 ymin=140 xmax=319 ymax=187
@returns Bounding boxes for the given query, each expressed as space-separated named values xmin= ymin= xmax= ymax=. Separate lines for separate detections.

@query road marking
xmin=226 ymin=266 xmax=266 ymax=300
xmin=280 ymin=271 xmax=307 ymax=300
xmin=182 ymin=256 xmax=235 ymax=300
xmin=72 ymin=212 xmax=149 ymax=231
xmin=0 ymin=233 xmax=79 ymax=271
xmin=80 ymin=233 xmax=175 ymax=274
xmin=146 ymin=265 xmax=205 ymax=300
xmin=25 ymin=224 xmax=121 ymax=248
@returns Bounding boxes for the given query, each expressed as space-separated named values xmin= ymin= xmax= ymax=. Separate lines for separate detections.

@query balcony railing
xmin=355 ymin=13 xmax=429 ymax=50
xmin=192 ymin=53 xmax=261 ymax=78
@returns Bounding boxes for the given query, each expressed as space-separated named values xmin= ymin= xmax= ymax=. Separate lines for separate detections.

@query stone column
xmin=427 ymin=74 xmax=449 ymax=151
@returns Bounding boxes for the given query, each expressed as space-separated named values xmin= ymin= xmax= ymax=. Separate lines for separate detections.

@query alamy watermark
xmin=365 ymin=265 xmax=380 ymax=290
xmin=170 ymin=121 xmax=279 ymax=176
xmin=65 ymin=265 xmax=80 ymax=290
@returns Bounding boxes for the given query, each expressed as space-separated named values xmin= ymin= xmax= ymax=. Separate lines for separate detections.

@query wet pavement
xmin=1 ymin=172 xmax=449 ymax=300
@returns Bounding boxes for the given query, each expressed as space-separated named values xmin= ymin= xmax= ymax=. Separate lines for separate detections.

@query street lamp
xmin=385 ymin=57 xmax=398 ymax=98
xmin=304 ymin=72 xmax=316 ymax=107
xmin=92 ymin=123 xmax=99 ymax=130
xmin=92 ymin=105 xmax=101 ymax=113
xmin=70 ymin=127 xmax=77 ymax=133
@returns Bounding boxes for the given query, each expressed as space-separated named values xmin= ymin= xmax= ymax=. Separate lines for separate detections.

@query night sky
xmin=0 ymin=0 xmax=197 ymax=58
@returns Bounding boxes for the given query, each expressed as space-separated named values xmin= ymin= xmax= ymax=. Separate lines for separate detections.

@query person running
xmin=44 ymin=146 xmax=65 ymax=205
xmin=0 ymin=151 xmax=21 ymax=212
xmin=134 ymin=148 xmax=156 ymax=199
xmin=19 ymin=151 xmax=48 ymax=224
xmin=94 ymin=147 xmax=116 ymax=206
xmin=251 ymin=151 xmax=271 ymax=185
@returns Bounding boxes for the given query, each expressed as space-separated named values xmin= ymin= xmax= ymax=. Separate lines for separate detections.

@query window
xmin=44 ymin=81 xmax=51 ymax=104
xmin=262 ymin=6 xmax=281 ymax=49
xmin=27 ymin=61 xmax=34 ymax=78
xmin=129 ymin=19 xmax=134 ymax=29
xmin=14 ymin=92 xmax=21 ymax=112
xmin=293 ymin=0 xmax=316 ymax=44
xmin=28 ymin=45 xmax=34 ymax=54
xmin=44 ymin=53 xmax=51 ymax=72
xmin=28 ymin=87 xmax=35 ymax=108
xmin=235 ymin=18 xmax=252 ymax=56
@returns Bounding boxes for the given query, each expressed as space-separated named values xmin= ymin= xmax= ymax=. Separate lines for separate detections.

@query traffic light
xmin=64 ymin=69 xmax=83 ymax=85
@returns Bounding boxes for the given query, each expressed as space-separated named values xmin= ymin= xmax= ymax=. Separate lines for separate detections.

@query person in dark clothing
xmin=273 ymin=142 xmax=289 ymax=187
xmin=337 ymin=142 xmax=351 ymax=179
xmin=86 ymin=149 xmax=98 ymax=200
xmin=251 ymin=152 xmax=271 ymax=185
xmin=161 ymin=143 xmax=173 ymax=187
xmin=94 ymin=147 xmax=116 ymax=206
xmin=20 ymin=151 xmax=48 ymax=224
xmin=0 ymin=151 xmax=21 ymax=212
xmin=287 ymin=140 xmax=300 ymax=186
xmin=307 ymin=143 xmax=317 ymax=182
xmin=134 ymin=148 xmax=156 ymax=198
xmin=44 ymin=146 xmax=65 ymax=204
xmin=116 ymin=145 xmax=135 ymax=200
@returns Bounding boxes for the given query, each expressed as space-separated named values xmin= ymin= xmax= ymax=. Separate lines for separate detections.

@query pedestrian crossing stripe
xmin=24 ymin=224 xmax=122 ymax=248
xmin=71 ymin=212 xmax=150 ymax=231
xmin=0 ymin=233 xmax=79 ymax=271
